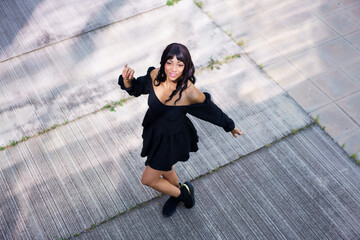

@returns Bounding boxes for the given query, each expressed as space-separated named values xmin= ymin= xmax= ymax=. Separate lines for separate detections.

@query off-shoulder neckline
xmin=147 ymin=66 xmax=209 ymax=108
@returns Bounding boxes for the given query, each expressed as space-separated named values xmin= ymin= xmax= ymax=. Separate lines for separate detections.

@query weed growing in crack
xmin=237 ymin=39 xmax=245 ymax=46
xmin=166 ymin=0 xmax=180 ymax=6
xmin=0 ymin=146 xmax=4 ymax=151
xmin=114 ymin=100 xmax=124 ymax=106
xmin=314 ymin=114 xmax=320 ymax=124
xmin=258 ymin=64 xmax=264 ymax=70
xmin=9 ymin=140 xmax=18 ymax=147
xmin=341 ymin=144 xmax=345 ymax=148
xmin=21 ymin=136 xmax=29 ymax=142
xmin=350 ymin=153 xmax=359 ymax=164
xmin=38 ymin=128 xmax=49 ymax=135
xmin=207 ymin=54 xmax=241 ymax=70
xmin=102 ymin=104 xmax=111 ymax=109
xmin=225 ymin=30 xmax=233 ymax=37
xmin=207 ymin=56 xmax=220 ymax=70
xmin=90 ymin=223 xmax=96 ymax=230
xmin=194 ymin=0 xmax=203 ymax=8
xmin=292 ymin=128 xmax=298 ymax=134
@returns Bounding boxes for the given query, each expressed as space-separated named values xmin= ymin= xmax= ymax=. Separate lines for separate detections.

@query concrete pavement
xmin=0 ymin=0 xmax=359 ymax=239
xmin=201 ymin=0 xmax=360 ymax=157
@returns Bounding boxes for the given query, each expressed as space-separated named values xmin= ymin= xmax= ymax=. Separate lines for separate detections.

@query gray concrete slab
xmin=337 ymin=91 xmax=360 ymax=124
xmin=342 ymin=59 xmax=360 ymax=84
xmin=303 ymin=0 xmax=348 ymax=17
xmin=0 ymin=55 xmax=311 ymax=239
xmin=263 ymin=58 xmax=306 ymax=90
xmin=0 ymin=0 xmax=241 ymax=147
xmin=288 ymin=48 xmax=335 ymax=79
xmin=0 ymin=0 xmax=165 ymax=61
xmin=298 ymin=20 xmax=339 ymax=46
xmin=78 ymin=125 xmax=360 ymax=240
xmin=317 ymin=38 xmax=360 ymax=67
xmin=323 ymin=9 xmax=360 ymax=35
xmin=350 ymin=4 xmax=360 ymax=20
xmin=268 ymin=1 xmax=317 ymax=28
xmin=246 ymin=39 xmax=283 ymax=65
xmin=338 ymin=128 xmax=360 ymax=156
xmin=345 ymin=29 xmax=360 ymax=49
xmin=311 ymin=69 xmax=359 ymax=101
xmin=288 ymin=80 xmax=331 ymax=113
xmin=310 ymin=103 xmax=358 ymax=139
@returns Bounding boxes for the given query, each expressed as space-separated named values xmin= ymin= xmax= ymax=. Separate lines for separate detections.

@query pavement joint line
xmin=0 ymin=4 xmax=168 ymax=64
xmin=62 ymin=120 xmax=320 ymax=240
xmin=0 ymin=52 xmax=244 ymax=152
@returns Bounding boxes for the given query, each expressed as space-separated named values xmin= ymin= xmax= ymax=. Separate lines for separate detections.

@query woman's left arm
xmin=186 ymin=90 xmax=243 ymax=137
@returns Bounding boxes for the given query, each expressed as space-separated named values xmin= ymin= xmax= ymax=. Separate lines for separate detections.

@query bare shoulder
xmin=184 ymin=81 xmax=206 ymax=104
xmin=150 ymin=68 xmax=159 ymax=81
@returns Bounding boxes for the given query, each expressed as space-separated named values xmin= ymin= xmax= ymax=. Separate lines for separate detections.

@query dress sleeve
xmin=186 ymin=92 xmax=235 ymax=132
xmin=118 ymin=66 xmax=155 ymax=97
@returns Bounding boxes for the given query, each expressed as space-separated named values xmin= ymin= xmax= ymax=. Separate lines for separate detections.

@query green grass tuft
xmin=90 ymin=223 xmax=96 ymax=230
xmin=194 ymin=0 xmax=203 ymax=8
xmin=114 ymin=100 xmax=123 ymax=106
xmin=103 ymin=104 xmax=111 ymax=109
xmin=292 ymin=128 xmax=298 ymax=134
xmin=258 ymin=64 xmax=264 ymax=70
xmin=166 ymin=0 xmax=180 ymax=6
xmin=314 ymin=114 xmax=320 ymax=124
xmin=225 ymin=30 xmax=232 ymax=37
xmin=21 ymin=136 xmax=29 ymax=142
xmin=207 ymin=56 xmax=217 ymax=70
xmin=350 ymin=154 xmax=356 ymax=159
xmin=237 ymin=39 xmax=245 ymax=46
xmin=0 ymin=146 xmax=4 ymax=151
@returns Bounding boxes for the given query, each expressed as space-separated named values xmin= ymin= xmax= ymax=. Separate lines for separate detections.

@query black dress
xmin=118 ymin=67 xmax=235 ymax=171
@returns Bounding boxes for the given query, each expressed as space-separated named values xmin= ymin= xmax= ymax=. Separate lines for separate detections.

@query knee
xmin=141 ymin=175 xmax=154 ymax=187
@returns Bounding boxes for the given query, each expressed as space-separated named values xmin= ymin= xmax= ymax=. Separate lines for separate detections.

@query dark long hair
xmin=155 ymin=43 xmax=196 ymax=105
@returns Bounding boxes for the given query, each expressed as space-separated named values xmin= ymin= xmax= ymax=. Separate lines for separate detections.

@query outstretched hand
xmin=122 ymin=64 xmax=135 ymax=81
xmin=231 ymin=127 xmax=244 ymax=138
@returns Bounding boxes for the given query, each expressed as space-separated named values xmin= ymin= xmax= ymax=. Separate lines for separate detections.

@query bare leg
xmin=162 ymin=166 xmax=180 ymax=188
xmin=141 ymin=166 xmax=181 ymax=197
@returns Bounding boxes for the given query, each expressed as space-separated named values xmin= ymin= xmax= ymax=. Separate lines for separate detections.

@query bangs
xmin=166 ymin=46 xmax=186 ymax=63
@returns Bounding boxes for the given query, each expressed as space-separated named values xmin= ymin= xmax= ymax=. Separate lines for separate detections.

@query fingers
xmin=231 ymin=127 xmax=244 ymax=138
xmin=128 ymin=68 xmax=134 ymax=80
xmin=122 ymin=64 xmax=134 ymax=80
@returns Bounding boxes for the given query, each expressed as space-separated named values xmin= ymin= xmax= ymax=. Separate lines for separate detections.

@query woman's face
xmin=164 ymin=56 xmax=185 ymax=82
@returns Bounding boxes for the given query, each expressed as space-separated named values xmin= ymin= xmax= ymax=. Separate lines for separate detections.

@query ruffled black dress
xmin=118 ymin=67 xmax=235 ymax=171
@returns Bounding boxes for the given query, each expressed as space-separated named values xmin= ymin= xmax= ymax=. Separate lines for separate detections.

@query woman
xmin=118 ymin=43 xmax=243 ymax=217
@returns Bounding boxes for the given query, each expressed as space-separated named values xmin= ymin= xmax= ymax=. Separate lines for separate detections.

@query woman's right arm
xmin=118 ymin=65 xmax=155 ymax=97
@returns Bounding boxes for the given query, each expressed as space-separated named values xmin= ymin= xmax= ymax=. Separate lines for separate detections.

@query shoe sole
xmin=183 ymin=181 xmax=195 ymax=208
